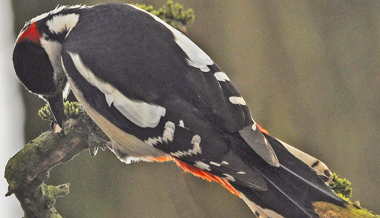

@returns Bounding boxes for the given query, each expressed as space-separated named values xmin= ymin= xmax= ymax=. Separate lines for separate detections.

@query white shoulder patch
xmin=67 ymin=52 xmax=166 ymax=128
xmin=129 ymin=4 xmax=214 ymax=72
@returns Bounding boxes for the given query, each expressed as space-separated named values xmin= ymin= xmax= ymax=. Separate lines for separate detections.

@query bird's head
xmin=12 ymin=8 xmax=80 ymax=127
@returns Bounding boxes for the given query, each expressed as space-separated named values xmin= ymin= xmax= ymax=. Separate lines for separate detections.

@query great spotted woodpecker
xmin=13 ymin=3 xmax=347 ymax=217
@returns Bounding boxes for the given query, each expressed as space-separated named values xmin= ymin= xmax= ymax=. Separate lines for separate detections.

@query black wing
xmin=61 ymin=4 xmax=345 ymax=217
xmin=62 ymin=3 xmax=277 ymax=183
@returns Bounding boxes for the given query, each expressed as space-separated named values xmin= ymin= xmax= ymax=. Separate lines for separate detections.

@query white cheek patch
xmin=67 ymin=52 xmax=166 ymax=128
xmin=129 ymin=4 xmax=214 ymax=72
xmin=41 ymin=39 xmax=64 ymax=77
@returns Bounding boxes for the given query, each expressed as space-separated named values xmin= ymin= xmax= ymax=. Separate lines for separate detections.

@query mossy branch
xmin=5 ymin=102 xmax=108 ymax=217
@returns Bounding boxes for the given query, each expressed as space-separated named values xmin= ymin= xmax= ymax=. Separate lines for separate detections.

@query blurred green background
xmin=9 ymin=0 xmax=380 ymax=217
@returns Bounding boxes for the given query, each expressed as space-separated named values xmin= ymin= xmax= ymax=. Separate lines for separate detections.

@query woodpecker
xmin=13 ymin=3 xmax=347 ymax=217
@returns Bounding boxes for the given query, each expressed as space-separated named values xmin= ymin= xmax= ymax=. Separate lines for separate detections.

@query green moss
xmin=63 ymin=101 xmax=80 ymax=118
xmin=38 ymin=104 xmax=54 ymax=122
xmin=330 ymin=173 xmax=352 ymax=202
xmin=135 ymin=1 xmax=195 ymax=33
xmin=38 ymin=101 xmax=80 ymax=122
xmin=314 ymin=202 xmax=380 ymax=218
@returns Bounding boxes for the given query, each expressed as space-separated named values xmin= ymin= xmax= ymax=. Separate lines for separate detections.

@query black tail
xmin=230 ymin=134 xmax=347 ymax=218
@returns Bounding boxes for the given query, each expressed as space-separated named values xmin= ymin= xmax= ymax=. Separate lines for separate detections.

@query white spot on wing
xmin=264 ymin=137 xmax=269 ymax=146
xmin=129 ymin=4 xmax=213 ymax=72
xmin=144 ymin=137 xmax=162 ymax=146
xmin=191 ymin=135 xmax=201 ymax=145
xmin=194 ymin=161 xmax=211 ymax=171
xmin=251 ymin=123 xmax=257 ymax=131
xmin=144 ymin=121 xmax=175 ymax=146
xmin=210 ymin=161 xmax=221 ymax=167
xmin=68 ymin=52 xmax=166 ymax=128
xmin=178 ymin=120 xmax=185 ymax=128
xmin=221 ymin=161 xmax=229 ymax=165
xmin=170 ymin=135 xmax=202 ymax=157
xmin=223 ymin=173 xmax=236 ymax=182
xmin=162 ymin=121 xmax=175 ymax=143
xmin=214 ymin=72 xmax=230 ymax=82
xmin=237 ymin=171 xmax=246 ymax=175
xmin=229 ymin=96 xmax=247 ymax=105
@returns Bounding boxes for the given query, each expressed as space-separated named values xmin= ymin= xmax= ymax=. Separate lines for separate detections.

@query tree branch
xmin=5 ymin=104 xmax=108 ymax=217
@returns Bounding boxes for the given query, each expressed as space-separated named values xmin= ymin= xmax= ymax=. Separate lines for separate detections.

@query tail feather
xmin=277 ymin=138 xmax=333 ymax=184
xmin=240 ymin=192 xmax=284 ymax=218
xmin=230 ymin=134 xmax=346 ymax=218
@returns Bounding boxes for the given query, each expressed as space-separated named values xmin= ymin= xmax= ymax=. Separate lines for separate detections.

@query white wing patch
xmin=209 ymin=160 xmax=229 ymax=167
xmin=68 ymin=52 xmax=166 ymax=128
xmin=170 ymin=135 xmax=202 ymax=158
xmin=194 ymin=161 xmax=211 ymax=171
xmin=129 ymin=4 xmax=213 ymax=72
xmin=144 ymin=121 xmax=175 ymax=146
xmin=223 ymin=173 xmax=236 ymax=182
xmin=229 ymin=96 xmax=247 ymax=105
xmin=214 ymin=72 xmax=230 ymax=82
xmin=178 ymin=120 xmax=185 ymax=128
xmin=209 ymin=161 xmax=221 ymax=167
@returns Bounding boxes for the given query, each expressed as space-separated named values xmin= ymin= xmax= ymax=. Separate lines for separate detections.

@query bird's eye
xmin=57 ymin=78 xmax=63 ymax=84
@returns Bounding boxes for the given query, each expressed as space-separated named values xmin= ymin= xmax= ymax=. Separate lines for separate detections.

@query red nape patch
xmin=257 ymin=124 xmax=269 ymax=135
xmin=17 ymin=22 xmax=41 ymax=44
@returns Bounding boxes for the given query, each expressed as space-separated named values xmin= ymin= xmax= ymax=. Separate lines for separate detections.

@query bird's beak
xmin=46 ymin=93 xmax=64 ymax=127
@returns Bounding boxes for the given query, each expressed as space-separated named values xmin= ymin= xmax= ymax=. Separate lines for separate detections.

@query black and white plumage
xmin=13 ymin=3 xmax=347 ymax=217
